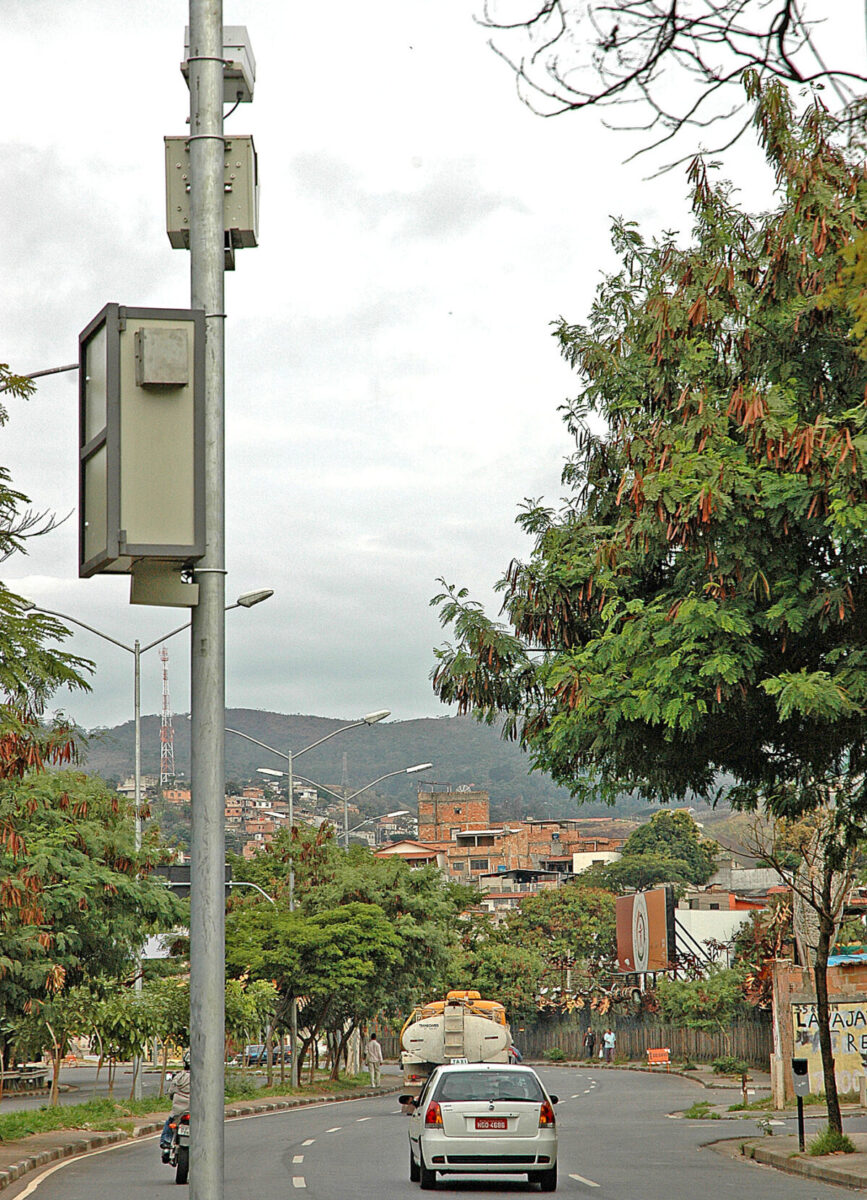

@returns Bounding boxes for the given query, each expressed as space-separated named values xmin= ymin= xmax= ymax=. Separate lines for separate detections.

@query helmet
xmin=183 ymin=1051 xmax=191 ymax=1069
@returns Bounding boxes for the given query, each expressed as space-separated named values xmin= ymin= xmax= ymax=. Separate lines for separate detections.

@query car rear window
xmin=434 ymin=1071 xmax=544 ymax=1103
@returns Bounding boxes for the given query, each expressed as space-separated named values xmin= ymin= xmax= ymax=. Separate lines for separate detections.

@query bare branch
xmin=479 ymin=0 xmax=867 ymax=165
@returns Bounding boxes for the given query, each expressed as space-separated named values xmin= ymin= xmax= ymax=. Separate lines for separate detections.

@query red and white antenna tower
xmin=159 ymin=646 xmax=175 ymax=787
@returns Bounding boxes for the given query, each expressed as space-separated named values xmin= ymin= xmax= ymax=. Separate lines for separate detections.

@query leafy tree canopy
xmin=622 ymin=810 xmax=718 ymax=883
xmin=0 ymin=770 xmax=183 ymax=1037
xmin=432 ymin=81 xmax=867 ymax=821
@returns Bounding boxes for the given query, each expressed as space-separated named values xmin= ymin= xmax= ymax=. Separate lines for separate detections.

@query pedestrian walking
xmin=582 ymin=1027 xmax=596 ymax=1060
xmin=603 ymin=1028 xmax=616 ymax=1064
xmin=365 ymin=1033 xmax=384 ymax=1086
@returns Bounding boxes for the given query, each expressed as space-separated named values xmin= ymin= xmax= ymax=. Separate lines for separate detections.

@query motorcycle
xmin=165 ymin=1111 xmax=190 ymax=1184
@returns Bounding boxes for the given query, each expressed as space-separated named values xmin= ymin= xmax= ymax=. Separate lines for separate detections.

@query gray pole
xmin=288 ymin=750 xmax=299 ymax=1088
xmin=133 ymin=641 xmax=143 ymax=1101
xmin=188 ymin=4 xmax=226 ymax=1199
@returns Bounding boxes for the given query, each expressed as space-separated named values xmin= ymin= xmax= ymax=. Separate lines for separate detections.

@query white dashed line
xmin=326 ymin=1126 xmax=342 ymax=1133
xmin=356 ymin=1116 xmax=372 ymax=1122
xmin=293 ymin=1155 xmax=304 ymax=1163
xmin=292 ymin=1178 xmax=306 ymax=1189
xmin=302 ymin=1138 xmax=315 ymax=1146
xmin=569 ymin=1172 xmax=601 ymax=1188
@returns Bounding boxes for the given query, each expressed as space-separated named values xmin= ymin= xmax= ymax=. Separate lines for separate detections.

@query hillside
xmin=78 ymin=709 xmax=677 ymax=821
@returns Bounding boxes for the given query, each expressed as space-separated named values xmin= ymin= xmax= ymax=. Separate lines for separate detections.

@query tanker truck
xmin=400 ymin=990 xmax=511 ymax=1099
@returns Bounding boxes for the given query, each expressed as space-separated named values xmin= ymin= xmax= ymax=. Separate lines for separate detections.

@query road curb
xmin=0 ymin=1084 xmax=400 ymax=1192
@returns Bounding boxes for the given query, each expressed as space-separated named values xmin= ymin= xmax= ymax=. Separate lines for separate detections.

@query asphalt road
xmin=5 ymin=1066 xmax=864 ymax=1199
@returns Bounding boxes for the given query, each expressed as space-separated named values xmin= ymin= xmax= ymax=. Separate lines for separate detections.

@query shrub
xmin=711 ymin=1055 xmax=751 ymax=1076
xmin=543 ymin=1047 xmax=566 ymax=1062
xmin=808 ymin=1125 xmax=856 ymax=1156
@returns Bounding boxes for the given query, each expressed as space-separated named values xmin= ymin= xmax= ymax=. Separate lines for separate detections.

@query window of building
xmin=451 ymin=861 xmax=465 ymax=871
xmin=450 ymin=827 xmax=460 ymax=840
xmin=470 ymin=858 xmax=489 ymax=872
xmin=709 ymin=902 xmax=720 ymax=910
xmin=454 ymin=806 xmax=462 ymax=814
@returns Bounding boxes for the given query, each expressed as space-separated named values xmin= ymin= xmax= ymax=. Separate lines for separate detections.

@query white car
xmin=400 ymin=1062 xmax=559 ymax=1191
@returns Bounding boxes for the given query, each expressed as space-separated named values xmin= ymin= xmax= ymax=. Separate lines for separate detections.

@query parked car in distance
xmin=400 ymin=1062 xmax=558 ymax=1191
xmin=232 ymin=1044 xmax=291 ymax=1066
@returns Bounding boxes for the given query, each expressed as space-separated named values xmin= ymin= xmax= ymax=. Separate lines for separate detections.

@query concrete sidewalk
xmin=713 ymin=1132 xmax=867 ymax=1191
xmin=0 ymin=1082 xmax=400 ymax=1192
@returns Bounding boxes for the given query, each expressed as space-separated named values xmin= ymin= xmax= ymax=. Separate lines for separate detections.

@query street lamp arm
xmin=227 ymin=727 xmax=287 ymax=762
xmin=139 ymin=618 xmax=197 ymax=655
xmin=288 ymin=712 xmax=389 ymax=762
xmin=227 ymin=880 xmax=276 ymax=905
xmin=26 ymin=607 xmax=135 ymax=654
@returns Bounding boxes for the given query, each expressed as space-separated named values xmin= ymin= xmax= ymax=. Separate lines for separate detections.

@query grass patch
xmin=785 ymin=1089 xmax=861 ymax=1108
xmin=0 ymin=1098 xmax=134 ymax=1143
xmin=727 ymin=1095 xmax=773 ymax=1112
xmin=808 ymin=1125 xmax=856 ymax=1156
xmin=683 ymin=1100 xmax=721 ymax=1120
xmin=0 ymin=1072 xmax=378 ymax=1144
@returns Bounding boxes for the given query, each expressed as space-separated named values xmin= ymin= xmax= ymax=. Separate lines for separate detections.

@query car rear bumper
xmin=415 ymin=1130 xmax=557 ymax=1174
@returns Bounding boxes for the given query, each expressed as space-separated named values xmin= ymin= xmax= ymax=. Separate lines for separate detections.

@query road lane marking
xmin=326 ymin=1125 xmax=342 ymax=1132
xmin=293 ymin=1154 xmax=304 ymax=1163
xmin=356 ymin=1116 xmax=372 ymax=1121
xmin=302 ymin=1138 xmax=315 ymax=1145
xmin=292 ymin=1177 xmax=306 ymax=1188
xmin=569 ymin=1172 xmax=601 ymax=1188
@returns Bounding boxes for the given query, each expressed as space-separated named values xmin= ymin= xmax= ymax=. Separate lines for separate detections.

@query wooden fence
xmin=513 ymin=1013 xmax=772 ymax=1067
xmin=377 ymin=1012 xmax=771 ymax=1067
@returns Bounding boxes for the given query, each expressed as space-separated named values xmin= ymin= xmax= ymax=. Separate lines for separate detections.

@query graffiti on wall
xmin=792 ymin=1002 xmax=867 ymax=1096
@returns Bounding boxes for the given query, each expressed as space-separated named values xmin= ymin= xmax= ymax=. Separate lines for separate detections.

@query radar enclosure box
xmin=165 ymin=135 xmax=259 ymax=250
xmin=182 ymin=25 xmax=255 ymax=103
xmin=78 ymin=303 xmax=205 ymax=598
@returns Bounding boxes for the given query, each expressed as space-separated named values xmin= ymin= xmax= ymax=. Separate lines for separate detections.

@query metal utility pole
xmin=187 ymin=3 xmax=226 ymax=1198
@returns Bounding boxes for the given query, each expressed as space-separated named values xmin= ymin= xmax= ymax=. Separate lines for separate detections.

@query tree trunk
xmin=815 ymin=902 xmax=842 ymax=1134
xmin=50 ymin=1046 xmax=61 ymax=1107
xmin=159 ymin=1041 xmax=169 ymax=1096
xmin=265 ymin=1023 xmax=274 ymax=1088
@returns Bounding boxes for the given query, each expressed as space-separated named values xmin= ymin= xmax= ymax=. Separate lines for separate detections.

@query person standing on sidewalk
xmin=582 ymin=1027 xmax=596 ymax=1060
xmin=365 ymin=1033 xmax=383 ymax=1086
xmin=603 ymin=1028 xmax=616 ymax=1064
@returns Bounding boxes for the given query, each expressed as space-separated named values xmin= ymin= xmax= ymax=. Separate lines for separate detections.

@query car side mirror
xmin=548 ymin=1095 xmax=559 ymax=1104
xmin=398 ymin=1094 xmax=418 ymax=1107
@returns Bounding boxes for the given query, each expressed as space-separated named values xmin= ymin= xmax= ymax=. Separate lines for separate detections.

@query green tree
xmin=655 ymin=967 xmax=748 ymax=1035
xmin=0 ymin=770 xmax=183 ymax=1060
xmin=621 ymin=811 xmax=718 ymax=884
xmin=431 ymin=82 xmax=867 ymax=1132
xmin=579 ymin=852 xmax=694 ymax=894
xmin=453 ymin=939 xmax=546 ymax=1021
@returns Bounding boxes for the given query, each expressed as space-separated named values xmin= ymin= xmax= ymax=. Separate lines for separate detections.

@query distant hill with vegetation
xmin=79 ymin=709 xmax=698 ymax=822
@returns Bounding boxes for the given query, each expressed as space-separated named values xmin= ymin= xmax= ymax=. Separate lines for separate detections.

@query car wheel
xmin=418 ymin=1150 xmax=437 ymax=1190
xmin=537 ymin=1163 xmax=557 ymax=1192
xmin=175 ymin=1146 xmax=189 ymax=1185
xmin=410 ymin=1148 xmax=420 ymax=1182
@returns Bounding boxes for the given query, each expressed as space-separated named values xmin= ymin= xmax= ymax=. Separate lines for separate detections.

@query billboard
xmin=616 ymin=887 xmax=675 ymax=972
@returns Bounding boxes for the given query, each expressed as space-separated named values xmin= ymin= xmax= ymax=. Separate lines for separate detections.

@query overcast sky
xmin=2 ymin=1 xmax=859 ymax=734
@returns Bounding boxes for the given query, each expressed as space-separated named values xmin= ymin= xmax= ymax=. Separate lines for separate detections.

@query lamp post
xmin=24 ymin=588 xmax=273 ymax=1098
xmin=226 ymin=711 xmax=389 ymax=1085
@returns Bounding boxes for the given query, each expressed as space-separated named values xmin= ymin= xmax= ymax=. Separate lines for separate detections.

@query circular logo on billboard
xmin=632 ymin=892 xmax=649 ymax=972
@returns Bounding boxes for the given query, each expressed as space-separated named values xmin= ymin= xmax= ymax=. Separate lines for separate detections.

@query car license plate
xmin=475 ymin=1117 xmax=507 ymax=1130
xmin=177 ymin=1125 xmax=191 ymax=1140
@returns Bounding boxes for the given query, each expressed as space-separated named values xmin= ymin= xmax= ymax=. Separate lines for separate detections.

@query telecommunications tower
xmin=159 ymin=646 xmax=175 ymax=787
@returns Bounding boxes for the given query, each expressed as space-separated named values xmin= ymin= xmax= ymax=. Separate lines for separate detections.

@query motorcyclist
xmin=161 ymin=1051 xmax=191 ymax=1162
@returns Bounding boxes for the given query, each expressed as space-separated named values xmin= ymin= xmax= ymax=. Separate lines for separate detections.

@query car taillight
xmin=425 ymin=1100 xmax=443 ymax=1126
xmin=539 ymin=1100 xmax=555 ymax=1127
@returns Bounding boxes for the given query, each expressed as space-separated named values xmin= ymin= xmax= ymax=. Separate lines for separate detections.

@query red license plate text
xmin=475 ymin=1117 xmax=507 ymax=1130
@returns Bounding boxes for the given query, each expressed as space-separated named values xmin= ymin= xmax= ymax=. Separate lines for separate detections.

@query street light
xmin=23 ymin=588 xmax=273 ymax=1098
xmin=346 ymin=809 xmax=410 ymax=836
xmin=256 ymin=762 xmax=431 ymax=848
xmin=226 ymin=710 xmax=389 ymax=1086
